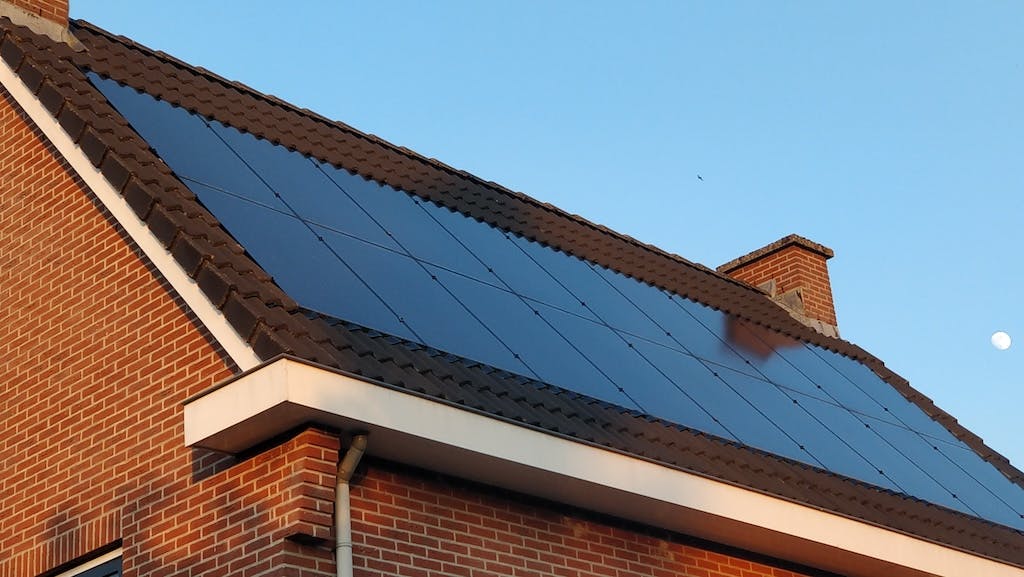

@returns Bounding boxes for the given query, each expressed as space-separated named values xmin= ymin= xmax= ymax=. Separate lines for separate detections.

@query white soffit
xmin=0 ymin=57 xmax=262 ymax=371
xmin=184 ymin=357 xmax=1024 ymax=577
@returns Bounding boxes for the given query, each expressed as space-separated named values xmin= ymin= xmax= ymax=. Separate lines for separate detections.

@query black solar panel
xmin=91 ymin=74 xmax=1024 ymax=530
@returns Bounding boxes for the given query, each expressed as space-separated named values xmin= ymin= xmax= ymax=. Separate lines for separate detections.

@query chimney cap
xmin=717 ymin=234 xmax=834 ymax=274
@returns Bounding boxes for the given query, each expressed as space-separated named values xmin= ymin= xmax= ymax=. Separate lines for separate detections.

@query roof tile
xmin=99 ymin=152 xmax=131 ymax=191
xmin=220 ymin=293 xmax=267 ymax=342
xmin=36 ymin=78 xmax=64 ymax=114
xmin=55 ymin=102 xmax=85 ymax=139
xmin=0 ymin=33 xmax=25 ymax=69
xmin=76 ymin=125 xmax=107 ymax=166
xmin=121 ymin=177 xmax=158 ymax=219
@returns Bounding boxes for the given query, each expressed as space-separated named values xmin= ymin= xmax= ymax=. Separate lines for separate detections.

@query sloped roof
xmin=2 ymin=16 xmax=1024 ymax=565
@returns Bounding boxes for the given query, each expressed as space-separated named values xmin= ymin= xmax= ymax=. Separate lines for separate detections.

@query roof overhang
xmin=184 ymin=356 xmax=1024 ymax=577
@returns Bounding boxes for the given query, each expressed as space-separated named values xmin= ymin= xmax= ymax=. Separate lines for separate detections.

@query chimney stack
xmin=0 ymin=0 xmax=75 ymax=45
xmin=718 ymin=234 xmax=839 ymax=338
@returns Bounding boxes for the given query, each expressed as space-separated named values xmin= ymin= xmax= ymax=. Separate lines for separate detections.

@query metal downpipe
xmin=335 ymin=434 xmax=368 ymax=577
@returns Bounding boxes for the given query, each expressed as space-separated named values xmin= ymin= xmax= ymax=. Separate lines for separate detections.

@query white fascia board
xmin=184 ymin=357 xmax=1024 ymax=577
xmin=0 ymin=58 xmax=262 ymax=371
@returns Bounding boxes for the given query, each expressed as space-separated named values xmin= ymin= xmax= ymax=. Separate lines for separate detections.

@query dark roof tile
xmin=121 ymin=177 xmax=157 ymax=219
xmin=0 ymin=31 xmax=24 ymax=68
xmin=145 ymin=202 xmax=185 ymax=248
xmin=36 ymin=78 xmax=64 ymax=114
xmin=77 ymin=125 xmax=107 ymax=166
xmin=99 ymin=152 xmax=131 ymax=191
xmin=220 ymin=293 xmax=267 ymax=342
xmin=56 ymin=103 xmax=85 ymax=139
xmin=193 ymin=261 xmax=236 ymax=308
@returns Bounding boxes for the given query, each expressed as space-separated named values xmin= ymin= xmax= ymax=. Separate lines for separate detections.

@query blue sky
xmin=71 ymin=1 xmax=1024 ymax=466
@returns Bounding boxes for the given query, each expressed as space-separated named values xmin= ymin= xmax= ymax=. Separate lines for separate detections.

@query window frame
xmin=52 ymin=549 xmax=121 ymax=577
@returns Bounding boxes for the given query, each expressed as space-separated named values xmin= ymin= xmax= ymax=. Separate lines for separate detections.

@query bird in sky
xmin=697 ymin=174 xmax=704 ymax=181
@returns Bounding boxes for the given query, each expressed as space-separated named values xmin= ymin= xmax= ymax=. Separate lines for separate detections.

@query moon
xmin=991 ymin=331 xmax=1012 ymax=351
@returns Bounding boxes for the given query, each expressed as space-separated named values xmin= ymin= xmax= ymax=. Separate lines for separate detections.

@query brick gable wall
xmin=0 ymin=86 xmax=336 ymax=577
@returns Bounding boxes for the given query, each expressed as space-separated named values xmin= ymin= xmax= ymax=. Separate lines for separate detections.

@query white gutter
xmin=335 ymin=434 xmax=367 ymax=577
xmin=0 ymin=54 xmax=262 ymax=371
xmin=183 ymin=357 xmax=1024 ymax=577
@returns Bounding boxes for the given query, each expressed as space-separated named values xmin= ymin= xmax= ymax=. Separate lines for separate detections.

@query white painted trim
xmin=184 ymin=358 xmax=1024 ymax=577
xmin=52 ymin=548 xmax=122 ymax=577
xmin=0 ymin=57 xmax=262 ymax=371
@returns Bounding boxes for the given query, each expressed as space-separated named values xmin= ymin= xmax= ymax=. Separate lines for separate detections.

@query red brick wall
xmin=727 ymin=245 xmax=837 ymax=328
xmin=350 ymin=460 xmax=819 ymax=577
xmin=0 ymin=87 xmax=336 ymax=576
xmin=3 ymin=0 xmax=68 ymax=25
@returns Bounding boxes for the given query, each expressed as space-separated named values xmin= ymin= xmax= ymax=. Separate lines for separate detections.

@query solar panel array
xmin=92 ymin=74 xmax=1024 ymax=530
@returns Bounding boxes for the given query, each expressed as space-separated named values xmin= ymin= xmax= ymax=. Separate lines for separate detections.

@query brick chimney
xmin=0 ymin=0 xmax=75 ymax=45
xmin=718 ymin=234 xmax=839 ymax=338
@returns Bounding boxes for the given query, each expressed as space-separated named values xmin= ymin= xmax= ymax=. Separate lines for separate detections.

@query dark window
xmin=71 ymin=557 xmax=121 ymax=577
